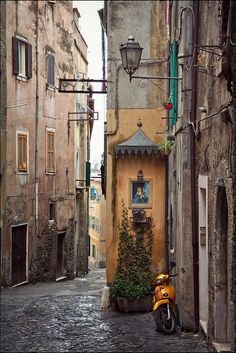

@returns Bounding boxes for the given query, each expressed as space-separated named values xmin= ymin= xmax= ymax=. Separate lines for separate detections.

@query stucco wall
xmin=1 ymin=1 xmax=78 ymax=285
xmin=105 ymin=0 xmax=168 ymax=285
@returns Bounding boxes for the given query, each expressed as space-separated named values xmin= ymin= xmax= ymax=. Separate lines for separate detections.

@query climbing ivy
xmin=111 ymin=200 xmax=154 ymax=300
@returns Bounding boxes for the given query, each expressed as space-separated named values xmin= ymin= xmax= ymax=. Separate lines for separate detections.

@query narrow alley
xmin=1 ymin=269 xmax=210 ymax=352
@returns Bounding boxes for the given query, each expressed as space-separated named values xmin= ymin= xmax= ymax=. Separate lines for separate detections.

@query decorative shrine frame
xmin=129 ymin=178 xmax=152 ymax=208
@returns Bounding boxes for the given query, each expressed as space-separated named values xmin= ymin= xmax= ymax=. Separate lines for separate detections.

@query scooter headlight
xmin=163 ymin=293 xmax=168 ymax=297
xmin=156 ymin=279 xmax=163 ymax=285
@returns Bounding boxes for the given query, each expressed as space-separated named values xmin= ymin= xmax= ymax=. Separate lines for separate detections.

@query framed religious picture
xmin=129 ymin=179 xmax=152 ymax=208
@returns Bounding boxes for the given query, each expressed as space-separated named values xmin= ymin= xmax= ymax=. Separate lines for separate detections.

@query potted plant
xmin=110 ymin=201 xmax=154 ymax=313
xmin=159 ymin=139 xmax=174 ymax=156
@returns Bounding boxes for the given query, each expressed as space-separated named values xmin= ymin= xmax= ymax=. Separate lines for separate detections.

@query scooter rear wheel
xmin=154 ymin=305 xmax=176 ymax=335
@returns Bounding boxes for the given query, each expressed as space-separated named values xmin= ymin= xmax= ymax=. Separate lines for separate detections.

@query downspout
xmin=85 ymin=126 xmax=90 ymax=274
xmin=190 ymin=0 xmax=199 ymax=332
xmin=165 ymin=1 xmax=171 ymax=273
xmin=35 ymin=0 xmax=39 ymax=244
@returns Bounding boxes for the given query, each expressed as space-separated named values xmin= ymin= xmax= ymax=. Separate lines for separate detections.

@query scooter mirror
xmin=170 ymin=261 xmax=176 ymax=269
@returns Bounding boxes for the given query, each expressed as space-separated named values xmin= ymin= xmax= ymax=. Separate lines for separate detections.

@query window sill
xmin=16 ymin=75 xmax=27 ymax=82
xmin=46 ymin=171 xmax=56 ymax=175
xmin=16 ymin=170 xmax=29 ymax=175
xmin=46 ymin=83 xmax=56 ymax=92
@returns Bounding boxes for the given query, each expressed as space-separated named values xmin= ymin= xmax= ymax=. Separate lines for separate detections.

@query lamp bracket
xmin=132 ymin=75 xmax=182 ymax=81
xmin=59 ymin=78 xmax=107 ymax=94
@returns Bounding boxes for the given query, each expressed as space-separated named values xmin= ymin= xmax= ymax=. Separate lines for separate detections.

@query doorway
xmin=57 ymin=233 xmax=66 ymax=278
xmin=11 ymin=225 xmax=27 ymax=286
xmin=214 ymin=187 xmax=228 ymax=342
xmin=198 ymin=176 xmax=208 ymax=333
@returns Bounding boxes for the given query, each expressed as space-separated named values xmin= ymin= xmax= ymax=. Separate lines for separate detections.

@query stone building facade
xmin=101 ymin=0 xmax=235 ymax=351
xmin=103 ymin=0 xmax=169 ymax=285
xmin=168 ymin=1 xmax=236 ymax=351
xmin=0 ymin=1 xmax=89 ymax=286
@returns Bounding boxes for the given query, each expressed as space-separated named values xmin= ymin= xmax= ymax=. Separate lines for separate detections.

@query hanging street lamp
xmin=120 ymin=36 xmax=182 ymax=82
xmin=119 ymin=36 xmax=143 ymax=82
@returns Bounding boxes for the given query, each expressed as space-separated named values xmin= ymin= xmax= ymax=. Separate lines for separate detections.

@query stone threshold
xmin=12 ymin=281 xmax=28 ymax=288
xmin=212 ymin=341 xmax=231 ymax=353
xmin=56 ymin=276 xmax=67 ymax=282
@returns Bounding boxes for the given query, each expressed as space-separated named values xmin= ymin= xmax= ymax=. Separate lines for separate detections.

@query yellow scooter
xmin=152 ymin=261 xmax=178 ymax=334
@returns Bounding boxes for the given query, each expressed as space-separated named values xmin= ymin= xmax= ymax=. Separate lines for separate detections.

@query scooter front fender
xmin=153 ymin=299 xmax=176 ymax=316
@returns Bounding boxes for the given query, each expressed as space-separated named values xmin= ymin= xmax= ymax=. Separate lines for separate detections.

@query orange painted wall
xmin=105 ymin=108 xmax=167 ymax=284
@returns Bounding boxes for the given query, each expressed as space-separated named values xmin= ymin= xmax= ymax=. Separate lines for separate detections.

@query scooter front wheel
xmin=154 ymin=305 xmax=176 ymax=335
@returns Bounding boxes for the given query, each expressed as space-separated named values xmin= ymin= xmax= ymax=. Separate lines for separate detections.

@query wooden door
xmin=57 ymin=233 xmax=65 ymax=278
xmin=12 ymin=225 xmax=27 ymax=285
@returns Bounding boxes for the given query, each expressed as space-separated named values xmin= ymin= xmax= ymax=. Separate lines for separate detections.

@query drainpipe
xmin=35 ymin=1 xmax=39 ymax=242
xmin=190 ymin=0 xmax=199 ymax=332
xmin=165 ymin=16 xmax=171 ymax=273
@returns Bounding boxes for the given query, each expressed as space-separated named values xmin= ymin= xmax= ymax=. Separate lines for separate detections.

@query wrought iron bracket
xmin=131 ymin=75 xmax=182 ymax=81
xmin=58 ymin=78 xmax=107 ymax=94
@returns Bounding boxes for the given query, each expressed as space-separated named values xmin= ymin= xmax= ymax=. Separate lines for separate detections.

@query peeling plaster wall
xmin=105 ymin=1 xmax=168 ymax=284
xmin=1 ymin=1 xmax=78 ymax=286
xmin=195 ymin=1 xmax=234 ymax=348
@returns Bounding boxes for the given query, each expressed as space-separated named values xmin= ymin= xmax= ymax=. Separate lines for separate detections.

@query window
xmin=12 ymin=37 xmax=32 ymax=79
xmin=49 ymin=202 xmax=55 ymax=220
xmin=46 ymin=129 xmax=55 ymax=173
xmin=46 ymin=51 xmax=55 ymax=86
xmin=17 ymin=132 xmax=28 ymax=172
xmin=92 ymin=245 xmax=96 ymax=258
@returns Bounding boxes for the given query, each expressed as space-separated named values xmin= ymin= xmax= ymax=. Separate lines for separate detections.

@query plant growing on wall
xmin=111 ymin=201 xmax=154 ymax=301
xmin=159 ymin=139 xmax=174 ymax=155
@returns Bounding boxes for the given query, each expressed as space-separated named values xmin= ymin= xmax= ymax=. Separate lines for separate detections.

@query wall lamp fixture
xmin=120 ymin=36 xmax=182 ymax=82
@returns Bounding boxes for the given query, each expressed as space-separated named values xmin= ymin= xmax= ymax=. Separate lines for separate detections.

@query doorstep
xmin=212 ymin=341 xmax=231 ymax=353
xmin=56 ymin=276 xmax=67 ymax=282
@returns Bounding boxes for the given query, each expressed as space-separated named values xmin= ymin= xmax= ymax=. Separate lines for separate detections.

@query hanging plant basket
xmin=162 ymin=149 xmax=171 ymax=156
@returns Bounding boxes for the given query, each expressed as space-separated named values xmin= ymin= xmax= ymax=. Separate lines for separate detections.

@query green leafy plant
xmin=111 ymin=201 xmax=154 ymax=301
xmin=159 ymin=139 xmax=174 ymax=153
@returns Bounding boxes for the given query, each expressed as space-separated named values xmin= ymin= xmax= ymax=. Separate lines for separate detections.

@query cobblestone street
xmin=1 ymin=268 xmax=211 ymax=352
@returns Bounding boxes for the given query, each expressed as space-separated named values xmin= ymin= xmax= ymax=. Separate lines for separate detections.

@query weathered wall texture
xmin=0 ymin=0 xmax=81 ymax=286
xmin=168 ymin=0 xmax=235 ymax=348
xmin=195 ymin=1 xmax=234 ymax=348
xmin=105 ymin=0 xmax=168 ymax=284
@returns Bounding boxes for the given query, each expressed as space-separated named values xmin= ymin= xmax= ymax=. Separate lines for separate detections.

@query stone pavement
xmin=0 ymin=268 xmax=211 ymax=352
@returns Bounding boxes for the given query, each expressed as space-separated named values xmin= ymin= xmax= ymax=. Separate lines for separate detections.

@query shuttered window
xmin=47 ymin=51 xmax=55 ymax=86
xmin=46 ymin=129 xmax=55 ymax=173
xmin=17 ymin=133 xmax=28 ymax=172
xmin=170 ymin=40 xmax=177 ymax=126
xmin=12 ymin=37 xmax=32 ymax=78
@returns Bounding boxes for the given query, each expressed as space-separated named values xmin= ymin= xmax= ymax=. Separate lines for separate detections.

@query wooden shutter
xmin=26 ymin=43 xmax=32 ymax=78
xmin=51 ymin=54 xmax=55 ymax=85
xmin=12 ymin=37 xmax=19 ymax=75
xmin=47 ymin=130 xmax=55 ymax=172
xmin=47 ymin=53 xmax=55 ymax=85
xmin=18 ymin=134 xmax=27 ymax=171
xmin=47 ymin=54 xmax=50 ymax=84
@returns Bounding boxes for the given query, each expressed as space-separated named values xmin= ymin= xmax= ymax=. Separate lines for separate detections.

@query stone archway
xmin=214 ymin=186 xmax=228 ymax=342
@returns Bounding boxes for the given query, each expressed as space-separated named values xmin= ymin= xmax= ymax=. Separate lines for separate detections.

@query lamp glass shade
xmin=120 ymin=36 xmax=143 ymax=79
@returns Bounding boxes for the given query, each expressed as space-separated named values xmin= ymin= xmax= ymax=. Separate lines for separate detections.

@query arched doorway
xmin=214 ymin=186 xmax=228 ymax=342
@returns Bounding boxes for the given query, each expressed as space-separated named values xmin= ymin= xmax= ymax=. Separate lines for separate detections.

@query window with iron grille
xmin=46 ymin=51 xmax=55 ymax=86
xmin=92 ymin=244 xmax=96 ymax=258
xmin=46 ymin=129 xmax=55 ymax=173
xmin=17 ymin=132 xmax=28 ymax=172
xmin=12 ymin=37 xmax=32 ymax=79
